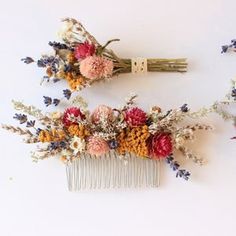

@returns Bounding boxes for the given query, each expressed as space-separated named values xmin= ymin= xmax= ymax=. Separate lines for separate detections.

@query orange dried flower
xmin=65 ymin=72 xmax=86 ymax=91
xmin=46 ymin=67 xmax=53 ymax=77
xmin=67 ymin=52 xmax=77 ymax=63
xmin=38 ymin=130 xmax=51 ymax=142
xmin=117 ymin=125 xmax=150 ymax=158
xmin=38 ymin=129 xmax=66 ymax=143
xmin=67 ymin=124 xmax=90 ymax=138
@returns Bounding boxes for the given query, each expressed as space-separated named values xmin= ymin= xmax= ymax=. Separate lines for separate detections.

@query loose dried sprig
xmin=12 ymin=100 xmax=44 ymax=120
xmin=31 ymin=148 xmax=60 ymax=162
xmin=1 ymin=124 xmax=33 ymax=137
xmin=166 ymin=155 xmax=190 ymax=180
xmin=178 ymin=146 xmax=205 ymax=165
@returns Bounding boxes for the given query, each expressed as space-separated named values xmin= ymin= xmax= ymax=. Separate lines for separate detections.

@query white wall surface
xmin=0 ymin=0 xmax=236 ymax=235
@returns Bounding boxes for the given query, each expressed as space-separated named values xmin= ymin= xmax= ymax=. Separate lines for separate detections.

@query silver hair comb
xmin=66 ymin=151 xmax=160 ymax=191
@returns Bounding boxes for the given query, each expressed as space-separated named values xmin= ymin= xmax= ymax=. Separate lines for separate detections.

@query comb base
xmin=66 ymin=152 xmax=160 ymax=191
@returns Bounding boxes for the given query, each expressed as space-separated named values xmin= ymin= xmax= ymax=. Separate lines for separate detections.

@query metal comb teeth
xmin=66 ymin=151 xmax=160 ymax=191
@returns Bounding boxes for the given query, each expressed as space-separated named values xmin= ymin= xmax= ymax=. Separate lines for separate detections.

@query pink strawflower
xmin=148 ymin=133 xmax=173 ymax=159
xmin=62 ymin=107 xmax=85 ymax=126
xmin=74 ymin=41 xmax=96 ymax=60
xmin=91 ymin=105 xmax=114 ymax=124
xmin=125 ymin=107 xmax=147 ymax=127
xmin=87 ymin=136 xmax=110 ymax=157
xmin=79 ymin=56 xmax=113 ymax=80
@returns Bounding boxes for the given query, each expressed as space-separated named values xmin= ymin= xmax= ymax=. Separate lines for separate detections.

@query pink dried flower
xmin=148 ymin=133 xmax=173 ymax=159
xmin=87 ymin=136 xmax=110 ymax=157
xmin=91 ymin=105 xmax=114 ymax=124
xmin=125 ymin=107 xmax=147 ymax=127
xmin=74 ymin=41 xmax=96 ymax=60
xmin=79 ymin=56 xmax=113 ymax=80
xmin=63 ymin=107 xmax=85 ymax=126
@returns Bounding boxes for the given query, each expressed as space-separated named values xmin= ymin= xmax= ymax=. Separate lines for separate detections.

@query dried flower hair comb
xmin=21 ymin=18 xmax=187 ymax=93
xmin=2 ymin=94 xmax=212 ymax=191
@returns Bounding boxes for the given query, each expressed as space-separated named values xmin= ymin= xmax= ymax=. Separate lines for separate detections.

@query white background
xmin=0 ymin=0 xmax=236 ymax=235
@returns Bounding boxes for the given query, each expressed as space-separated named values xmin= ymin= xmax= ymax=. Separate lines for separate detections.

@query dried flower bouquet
xmin=2 ymin=94 xmax=213 ymax=181
xmin=22 ymin=18 xmax=187 ymax=92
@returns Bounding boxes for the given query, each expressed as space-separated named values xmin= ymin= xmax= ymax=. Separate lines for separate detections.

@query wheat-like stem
xmin=181 ymin=124 xmax=213 ymax=132
xmin=12 ymin=100 xmax=44 ymax=119
xmin=2 ymin=124 xmax=33 ymax=136
xmin=178 ymin=146 xmax=205 ymax=165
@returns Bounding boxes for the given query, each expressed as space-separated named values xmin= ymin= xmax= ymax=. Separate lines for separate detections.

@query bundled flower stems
xmin=2 ymin=93 xmax=214 ymax=189
xmin=22 ymin=18 xmax=187 ymax=92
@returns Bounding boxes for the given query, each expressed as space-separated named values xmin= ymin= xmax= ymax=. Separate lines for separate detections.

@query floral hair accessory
xmin=21 ymin=18 xmax=187 ymax=93
xmin=2 ymin=94 xmax=213 ymax=190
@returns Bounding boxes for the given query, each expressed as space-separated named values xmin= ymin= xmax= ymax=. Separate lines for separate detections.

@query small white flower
xmin=67 ymin=113 xmax=82 ymax=123
xmin=72 ymin=96 xmax=88 ymax=110
xmin=60 ymin=150 xmax=72 ymax=162
xmin=57 ymin=21 xmax=74 ymax=40
xmin=50 ymin=111 xmax=62 ymax=120
xmin=70 ymin=136 xmax=86 ymax=155
xmin=175 ymin=136 xmax=185 ymax=147
xmin=232 ymin=77 xmax=236 ymax=83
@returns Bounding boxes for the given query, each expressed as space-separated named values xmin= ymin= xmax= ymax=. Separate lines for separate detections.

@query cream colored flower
xmin=57 ymin=21 xmax=74 ymax=40
xmin=175 ymin=136 xmax=185 ymax=147
xmin=232 ymin=77 xmax=236 ymax=82
xmin=50 ymin=112 xmax=63 ymax=120
xmin=70 ymin=136 xmax=86 ymax=155
xmin=60 ymin=150 xmax=72 ymax=163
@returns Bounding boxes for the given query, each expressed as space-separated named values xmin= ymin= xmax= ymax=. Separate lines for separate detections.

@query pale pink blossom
xmin=91 ymin=105 xmax=113 ymax=124
xmin=87 ymin=136 xmax=109 ymax=156
xmin=79 ymin=56 xmax=113 ymax=80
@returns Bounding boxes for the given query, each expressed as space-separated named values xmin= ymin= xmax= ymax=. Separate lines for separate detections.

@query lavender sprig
xmin=180 ymin=104 xmax=189 ymax=112
xmin=21 ymin=57 xmax=34 ymax=64
xmin=49 ymin=141 xmax=67 ymax=150
xmin=108 ymin=140 xmax=119 ymax=149
xmin=53 ymin=99 xmax=60 ymax=106
xmin=43 ymin=96 xmax=61 ymax=107
xmin=231 ymin=88 xmax=236 ymax=100
xmin=221 ymin=39 xmax=236 ymax=53
xmin=63 ymin=89 xmax=72 ymax=100
xmin=36 ymin=128 xmax=42 ymax=135
xmin=26 ymin=120 xmax=36 ymax=128
xmin=13 ymin=113 xmax=27 ymax=124
xmin=37 ymin=56 xmax=59 ymax=73
xmin=166 ymin=155 xmax=191 ymax=180
xmin=43 ymin=96 xmax=52 ymax=107
xmin=176 ymin=169 xmax=191 ymax=180
xmin=48 ymin=41 xmax=70 ymax=50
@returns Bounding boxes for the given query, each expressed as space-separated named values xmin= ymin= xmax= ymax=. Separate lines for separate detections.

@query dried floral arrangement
xmin=2 ymin=94 xmax=213 ymax=184
xmin=22 ymin=18 xmax=187 ymax=92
